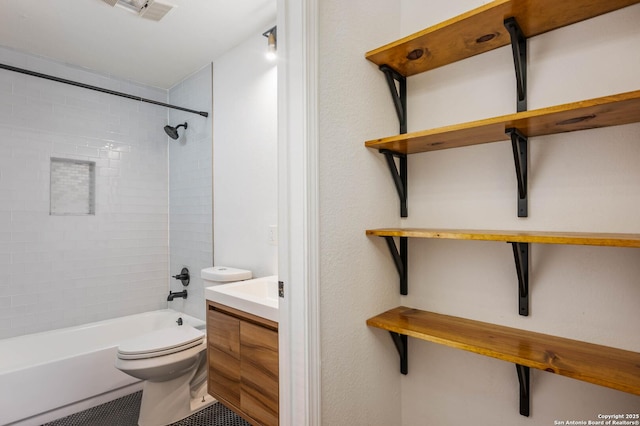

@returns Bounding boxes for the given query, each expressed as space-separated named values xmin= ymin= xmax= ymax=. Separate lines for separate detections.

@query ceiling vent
xmin=139 ymin=1 xmax=174 ymax=21
xmin=101 ymin=0 xmax=175 ymax=21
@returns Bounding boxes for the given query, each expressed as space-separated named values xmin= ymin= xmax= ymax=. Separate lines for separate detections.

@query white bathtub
xmin=0 ymin=309 xmax=205 ymax=426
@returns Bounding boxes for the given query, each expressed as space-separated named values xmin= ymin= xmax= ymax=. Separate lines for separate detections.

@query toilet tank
xmin=201 ymin=266 xmax=252 ymax=286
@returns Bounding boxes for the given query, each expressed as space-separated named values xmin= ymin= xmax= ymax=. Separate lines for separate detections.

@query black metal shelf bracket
xmin=390 ymin=332 xmax=408 ymax=375
xmin=516 ymin=364 xmax=531 ymax=417
xmin=506 ymin=128 xmax=528 ymax=217
xmin=383 ymin=236 xmax=408 ymax=295
xmin=378 ymin=64 xmax=409 ymax=218
xmin=380 ymin=150 xmax=408 ymax=217
xmin=379 ymin=65 xmax=407 ymax=134
xmin=504 ymin=17 xmax=527 ymax=113
xmin=510 ymin=242 xmax=530 ymax=316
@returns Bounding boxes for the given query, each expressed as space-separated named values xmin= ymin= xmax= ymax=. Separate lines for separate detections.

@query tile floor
xmin=42 ymin=391 xmax=250 ymax=426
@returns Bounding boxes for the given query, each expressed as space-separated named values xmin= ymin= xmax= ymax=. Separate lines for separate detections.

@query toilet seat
xmin=117 ymin=326 xmax=204 ymax=360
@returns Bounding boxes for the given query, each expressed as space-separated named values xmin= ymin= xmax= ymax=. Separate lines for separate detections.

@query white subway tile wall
xmin=0 ymin=46 xmax=169 ymax=338
xmin=167 ymin=64 xmax=213 ymax=321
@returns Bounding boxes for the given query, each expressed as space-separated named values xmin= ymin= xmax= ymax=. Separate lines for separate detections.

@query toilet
xmin=114 ymin=266 xmax=252 ymax=426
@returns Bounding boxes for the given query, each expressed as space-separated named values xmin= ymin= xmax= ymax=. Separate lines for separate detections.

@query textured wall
xmin=317 ymin=1 xmax=403 ymax=424
xmin=0 ymin=46 xmax=169 ymax=338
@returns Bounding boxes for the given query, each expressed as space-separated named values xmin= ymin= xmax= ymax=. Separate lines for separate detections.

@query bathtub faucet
xmin=167 ymin=290 xmax=188 ymax=301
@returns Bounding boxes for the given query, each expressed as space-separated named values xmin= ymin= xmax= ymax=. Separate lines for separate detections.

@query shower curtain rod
xmin=0 ymin=63 xmax=209 ymax=117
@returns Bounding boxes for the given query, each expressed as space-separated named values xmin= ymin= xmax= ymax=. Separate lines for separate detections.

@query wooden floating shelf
xmin=367 ymin=228 xmax=640 ymax=315
xmin=365 ymin=0 xmax=640 ymax=77
xmin=367 ymin=306 xmax=640 ymax=395
xmin=365 ymin=90 xmax=640 ymax=154
xmin=366 ymin=228 xmax=640 ymax=248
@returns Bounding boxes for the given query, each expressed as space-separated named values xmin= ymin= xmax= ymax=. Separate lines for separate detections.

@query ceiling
xmin=0 ymin=0 xmax=276 ymax=89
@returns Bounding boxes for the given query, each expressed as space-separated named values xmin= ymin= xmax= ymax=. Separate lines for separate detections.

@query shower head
xmin=164 ymin=122 xmax=187 ymax=140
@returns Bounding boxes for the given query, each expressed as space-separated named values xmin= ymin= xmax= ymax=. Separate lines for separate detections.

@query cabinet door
xmin=240 ymin=321 xmax=279 ymax=426
xmin=208 ymin=308 xmax=240 ymax=358
xmin=207 ymin=308 xmax=241 ymax=408
xmin=208 ymin=346 xmax=241 ymax=408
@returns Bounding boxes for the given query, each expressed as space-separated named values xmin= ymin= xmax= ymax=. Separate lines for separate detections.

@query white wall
xmin=213 ymin=31 xmax=278 ymax=279
xmin=167 ymin=64 xmax=213 ymax=321
xmin=0 ymin=46 xmax=169 ymax=338
xmin=317 ymin=1 xmax=404 ymax=424
xmin=316 ymin=0 xmax=640 ymax=424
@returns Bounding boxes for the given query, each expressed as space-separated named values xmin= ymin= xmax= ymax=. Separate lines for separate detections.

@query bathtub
xmin=0 ymin=309 xmax=205 ymax=426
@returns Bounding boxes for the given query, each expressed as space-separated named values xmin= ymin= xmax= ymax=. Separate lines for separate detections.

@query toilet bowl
xmin=114 ymin=325 xmax=212 ymax=426
xmin=115 ymin=266 xmax=252 ymax=426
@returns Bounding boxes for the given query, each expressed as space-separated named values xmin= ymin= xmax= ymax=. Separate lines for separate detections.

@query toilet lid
xmin=117 ymin=326 xmax=204 ymax=360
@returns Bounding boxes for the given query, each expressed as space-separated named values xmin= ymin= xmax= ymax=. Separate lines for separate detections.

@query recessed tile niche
xmin=50 ymin=158 xmax=96 ymax=215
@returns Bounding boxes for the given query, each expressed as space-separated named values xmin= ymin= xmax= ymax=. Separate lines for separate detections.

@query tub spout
xmin=167 ymin=290 xmax=187 ymax=301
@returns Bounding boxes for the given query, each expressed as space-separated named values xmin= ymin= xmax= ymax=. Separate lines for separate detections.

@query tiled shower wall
xmin=167 ymin=64 xmax=213 ymax=321
xmin=0 ymin=46 xmax=170 ymax=339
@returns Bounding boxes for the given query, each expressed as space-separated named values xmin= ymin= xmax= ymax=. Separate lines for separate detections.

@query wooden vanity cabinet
xmin=207 ymin=301 xmax=279 ymax=426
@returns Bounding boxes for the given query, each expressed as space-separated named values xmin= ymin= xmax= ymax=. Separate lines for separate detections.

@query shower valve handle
xmin=172 ymin=268 xmax=190 ymax=286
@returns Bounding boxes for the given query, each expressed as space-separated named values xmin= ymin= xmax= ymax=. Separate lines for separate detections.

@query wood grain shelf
xmin=365 ymin=0 xmax=640 ymax=77
xmin=367 ymin=306 xmax=640 ymax=396
xmin=365 ymin=90 xmax=640 ymax=154
xmin=366 ymin=228 xmax=640 ymax=248
xmin=367 ymin=228 xmax=640 ymax=315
